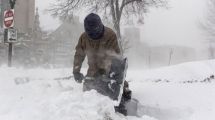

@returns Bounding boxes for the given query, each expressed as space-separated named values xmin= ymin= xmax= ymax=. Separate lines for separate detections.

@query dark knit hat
xmin=84 ymin=13 xmax=104 ymax=40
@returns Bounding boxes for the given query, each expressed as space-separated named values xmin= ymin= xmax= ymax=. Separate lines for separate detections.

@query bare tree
xmin=201 ymin=0 xmax=215 ymax=59
xmin=48 ymin=0 xmax=168 ymax=53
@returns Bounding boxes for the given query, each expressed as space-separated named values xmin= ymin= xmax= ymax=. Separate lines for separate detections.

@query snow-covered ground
xmin=1 ymin=60 xmax=215 ymax=120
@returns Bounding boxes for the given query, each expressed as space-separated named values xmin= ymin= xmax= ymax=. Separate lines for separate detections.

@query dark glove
xmin=73 ymin=72 xmax=84 ymax=83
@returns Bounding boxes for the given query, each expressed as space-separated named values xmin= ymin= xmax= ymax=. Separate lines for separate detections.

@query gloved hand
xmin=108 ymin=80 xmax=118 ymax=92
xmin=73 ymin=72 xmax=84 ymax=83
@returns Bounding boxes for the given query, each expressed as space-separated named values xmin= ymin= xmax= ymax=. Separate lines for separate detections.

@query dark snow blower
xmin=82 ymin=58 xmax=140 ymax=116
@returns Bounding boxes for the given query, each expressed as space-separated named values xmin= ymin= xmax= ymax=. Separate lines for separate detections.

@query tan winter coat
xmin=73 ymin=27 xmax=121 ymax=77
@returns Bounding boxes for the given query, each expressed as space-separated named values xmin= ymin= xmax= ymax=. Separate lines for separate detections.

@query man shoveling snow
xmin=72 ymin=13 xmax=133 ymax=116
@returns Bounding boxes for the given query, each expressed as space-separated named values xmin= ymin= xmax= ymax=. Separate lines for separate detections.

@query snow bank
xmin=127 ymin=59 xmax=215 ymax=83
xmin=127 ymin=60 xmax=215 ymax=120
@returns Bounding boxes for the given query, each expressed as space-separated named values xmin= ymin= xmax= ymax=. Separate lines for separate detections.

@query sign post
xmin=8 ymin=42 xmax=12 ymax=67
xmin=3 ymin=7 xmax=16 ymax=67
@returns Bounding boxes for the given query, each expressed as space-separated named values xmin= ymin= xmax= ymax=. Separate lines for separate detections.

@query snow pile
xmin=127 ymin=60 xmax=215 ymax=83
xmin=40 ymin=90 xmax=117 ymax=120
xmin=0 ymin=67 xmax=154 ymax=120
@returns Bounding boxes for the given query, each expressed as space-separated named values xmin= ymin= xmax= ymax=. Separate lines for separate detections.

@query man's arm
xmin=73 ymin=35 xmax=86 ymax=74
xmin=111 ymin=33 xmax=122 ymax=58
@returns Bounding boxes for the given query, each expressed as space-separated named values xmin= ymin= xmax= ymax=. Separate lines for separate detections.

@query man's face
xmin=84 ymin=13 xmax=104 ymax=40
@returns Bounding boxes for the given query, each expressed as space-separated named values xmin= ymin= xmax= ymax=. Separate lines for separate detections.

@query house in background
xmin=123 ymin=26 xmax=197 ymax=68
xmin=48 ymin=16 xmax=83 ymax=68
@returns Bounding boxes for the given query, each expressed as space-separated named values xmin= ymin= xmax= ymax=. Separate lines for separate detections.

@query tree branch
xmin=110 ymin=0 xmax=117 ymax=23
xmin=120 ymin=0 xmax=141 ymax=11
xmin=115 ymin=0 xmax=121 ymax=22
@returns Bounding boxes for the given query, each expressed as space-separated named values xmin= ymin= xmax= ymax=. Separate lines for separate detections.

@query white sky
xmin=141 ymin=0 xmax=207 ymax=48
xmin=36 ymin=0 xmax=208 ymax=48
xmin=35 ymin=0 xmax=60 ymax=31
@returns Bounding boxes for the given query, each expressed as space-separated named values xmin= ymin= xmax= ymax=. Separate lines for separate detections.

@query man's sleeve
xmin=73 ymin=35 xmax=86 ymax=73
xmin=112 ymin=33 xmax=122 ymax=57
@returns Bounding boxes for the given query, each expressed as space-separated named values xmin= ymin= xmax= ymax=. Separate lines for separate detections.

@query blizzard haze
xmin=34 ymin=0 xmax=211 ymax=68
xmin=1 ymin=1 xmax=215 ymax=120
xmin=142 ymin=0 xmax=207 ymax=48
xmin=36 ymin=0 xmax=207 ymax=47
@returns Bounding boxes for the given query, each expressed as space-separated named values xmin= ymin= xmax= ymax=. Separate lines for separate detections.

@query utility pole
xmin=9 ymin=0 xmax=16 ymax=9
xmin=168 ymin=48 xmax=174 ymax=66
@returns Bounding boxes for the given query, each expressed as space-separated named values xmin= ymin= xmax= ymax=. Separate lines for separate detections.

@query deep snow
xmin=1 ymin=60 xmax=215 ymax=120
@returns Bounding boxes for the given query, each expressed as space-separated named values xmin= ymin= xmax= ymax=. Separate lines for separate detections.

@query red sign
xmin=3 ymin=9 xmax=14 ymax=28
